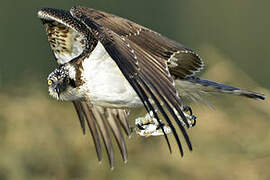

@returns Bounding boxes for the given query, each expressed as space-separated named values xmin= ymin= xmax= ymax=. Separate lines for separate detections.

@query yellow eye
xmin=48 ymin=80 xmax=53 ymax=85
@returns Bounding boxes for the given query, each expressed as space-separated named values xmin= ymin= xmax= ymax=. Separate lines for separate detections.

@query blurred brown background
xmin=0 ymin=0 xmax=269 ymax=179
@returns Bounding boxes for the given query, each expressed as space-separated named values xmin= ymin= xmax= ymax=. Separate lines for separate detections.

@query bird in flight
xmin=38 ymin=6 xmax=265 ymax=169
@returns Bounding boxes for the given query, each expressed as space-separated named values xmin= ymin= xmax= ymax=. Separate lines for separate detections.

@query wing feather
xmin=70 ymin=7 xmax=192 ymax=155
xmin=72 ymin=101 xmax=86 ymax=134
xmin=73 ymin=101 xmax=129 ymax=169
xmin=89 ymin=106 xmax=114 ymax=168
xmin=105 ymin=108 xmax=128 ymax=163
xmin=72 ymin=6 xmax=203 ymax=78
xmin=79 ymin=102 xmax=103 ymax=162
xmin=113 ymin=109 xmax=131 ymax=137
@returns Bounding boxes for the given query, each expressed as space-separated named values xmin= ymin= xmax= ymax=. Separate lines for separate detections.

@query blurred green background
xmin=0 ymin=0 xmax=269 ymax=179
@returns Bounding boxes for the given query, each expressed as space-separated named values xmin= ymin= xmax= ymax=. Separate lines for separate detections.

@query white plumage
xmin=81 ymin=42 xmax=142 ymax=108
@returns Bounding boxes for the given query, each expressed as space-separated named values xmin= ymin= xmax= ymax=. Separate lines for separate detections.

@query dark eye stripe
xmin=69 ymin=79 xmax=76 ymax=88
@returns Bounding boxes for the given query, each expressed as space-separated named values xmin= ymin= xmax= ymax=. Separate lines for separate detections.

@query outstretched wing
xmin=72 ymin=7 xmax=204 ymax=79
xmin=72 ymin=101 xmax=130 ymax=169
xmin=70 ymin=6 xmax=193 ymax=156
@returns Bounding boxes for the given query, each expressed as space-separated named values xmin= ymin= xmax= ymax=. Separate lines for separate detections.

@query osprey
xmin=38 ymin=6 xmax=265 ymax=169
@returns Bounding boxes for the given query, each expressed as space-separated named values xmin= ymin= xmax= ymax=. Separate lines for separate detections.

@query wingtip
xmin=124 ymin=159 xmax=128 ymax=164
xmin=82 ymin=126 xmax=86 ymax=135
xmin=110 ymin=165 xmax=115 ymax=171
xmin=122 ymin=152 xmax=128 ymax=164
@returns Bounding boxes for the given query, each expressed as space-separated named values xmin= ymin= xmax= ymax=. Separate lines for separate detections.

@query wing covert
xmin=72 ymin=6 xmax=204 ymax=78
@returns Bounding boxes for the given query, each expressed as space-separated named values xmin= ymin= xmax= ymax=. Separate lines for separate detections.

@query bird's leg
xmin=135 ymin=104 xmax=196 ymax=137
xmin=135 ymin=108 xmax=171 ymax=137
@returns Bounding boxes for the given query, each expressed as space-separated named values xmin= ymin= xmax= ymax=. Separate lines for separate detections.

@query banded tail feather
xmin=176 ymin=76 xmax=265 ymax=101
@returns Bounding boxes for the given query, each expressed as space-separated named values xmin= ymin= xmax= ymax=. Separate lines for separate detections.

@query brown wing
xmin=73 ymin=6 xmax=203 ymax=78
xmin=39 ymin=9 xmax=87 ymax=65
xmin=70 ymin=6 xmax=193 ymax=156
xmin=72 ymin=101 xmax=130 ymax=169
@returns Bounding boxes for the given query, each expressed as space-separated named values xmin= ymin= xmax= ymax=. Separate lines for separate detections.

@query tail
xmin=176 ymin=76 xmax=265 ymax=100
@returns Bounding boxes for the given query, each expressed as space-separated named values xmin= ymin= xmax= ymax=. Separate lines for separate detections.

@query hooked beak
xmin=54 ymin=84 xmax=61 ymax=98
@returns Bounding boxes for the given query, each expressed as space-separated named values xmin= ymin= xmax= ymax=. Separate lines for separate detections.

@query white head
xmin=47 ymin=64 xmax=85 ymax=101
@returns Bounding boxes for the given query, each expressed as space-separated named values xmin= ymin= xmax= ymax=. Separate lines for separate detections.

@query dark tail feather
xmin=185 ymin=77 xmax=265 ymax=100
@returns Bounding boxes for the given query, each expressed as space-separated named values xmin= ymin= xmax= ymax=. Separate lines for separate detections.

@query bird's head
xmin=47 ymin=64 xmax=84 ymax=101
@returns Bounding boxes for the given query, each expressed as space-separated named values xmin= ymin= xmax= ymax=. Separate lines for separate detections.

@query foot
xmin=135 ymin=113 xmax=171 ymax=137
xmin=173 ymin=105 xmax=197 ymax=128
xmin=182 ymin=105 xmax=197 ymax=128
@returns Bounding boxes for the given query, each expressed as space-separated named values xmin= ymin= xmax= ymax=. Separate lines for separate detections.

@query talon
xmin=156 ymin=123 xmax=165 ymax=130
xmin=191 ymin=115 xmax=197 ymax=127
xmin=145 ymin=134 xmax=152 ymax=138
xmin=181 ymin=105 xmax=198 ymax=128
xmin=183 ymin=105 xmax=193 ymax=115
xmin=136 ymin=123 xmax=145 ymax=130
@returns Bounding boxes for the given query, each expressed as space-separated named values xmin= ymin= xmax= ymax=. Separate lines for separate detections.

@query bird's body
xmin=80 ymin=42 xmax=142 ymax=108
xmin=52 ymin=39 xmax=264 ymax=108
xmin=38 ymin=6 xmax=265 ymax=169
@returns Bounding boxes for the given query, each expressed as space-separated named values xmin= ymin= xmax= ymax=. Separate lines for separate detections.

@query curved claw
xmin=183 ymin=105 xmax=193 ymax=116
xmin=191 ymin=115 xmax=196 ymax=127
xmin=136 ymin=123 xmax=145 ymax=130
xmin=182 ymin=105 xmax=197 ymax=128
xmin=156 ymin=123 xmax=165 ymax=130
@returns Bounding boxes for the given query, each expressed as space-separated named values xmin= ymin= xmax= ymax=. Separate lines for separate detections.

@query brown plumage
xmin=38 ymin=6 xmax=265 ymax=169
xmin=73 ymin=101 xmax=129 ymax=169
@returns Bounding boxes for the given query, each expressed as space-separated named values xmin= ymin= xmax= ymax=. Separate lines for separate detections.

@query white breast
xmin=81 ymin=42 xmax=142 ymax=108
